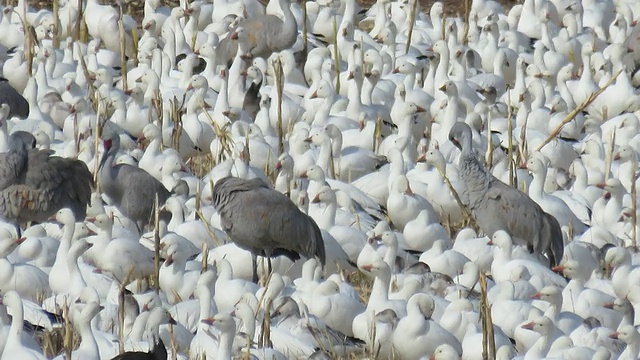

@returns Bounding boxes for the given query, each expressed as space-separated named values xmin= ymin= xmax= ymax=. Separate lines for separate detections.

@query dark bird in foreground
xmin=0 ymin=131 xmax=92 ymax=230
xmin=0 ymin=79 xmax=29 ymax=118
xmin=212 ymin=176 xmax=326 ymax=282
xmin=448 ymin=122 xmax=564 ymax=266
xmin=110 ymin=339 xmax=167 ymax=360
xmin=98 ymin=131 xmax=171 ymax=233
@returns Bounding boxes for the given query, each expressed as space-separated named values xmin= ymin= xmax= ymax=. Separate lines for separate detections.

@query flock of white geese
xmin=0 ymin=0 xmax=639 ymax=358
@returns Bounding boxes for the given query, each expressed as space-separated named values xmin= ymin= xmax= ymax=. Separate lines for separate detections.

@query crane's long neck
xmin=458 ymin=141 xmax=490 ymax=209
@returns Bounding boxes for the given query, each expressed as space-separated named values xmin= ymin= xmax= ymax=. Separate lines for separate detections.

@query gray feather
xmin=449 ymin=122 xmax=564 ymax=266
xmin=212 ymin=176 xmax=326 ymax=265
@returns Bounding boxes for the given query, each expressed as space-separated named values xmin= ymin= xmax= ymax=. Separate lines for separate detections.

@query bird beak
xmin=311 ymin=194 xmax=321 ymax=203
xmin=392 ymin=68 xmax=400 ymax=74
xmin=530 ymin=292 xmax=542 ymax=300
xmin=416 ymin=106 xmax=426 ymax=113
xmin=310 ymin=90 xmax=318 ymax=99
xmin=304 ymin=137 xmax=313 ymax=143
xmin=404 ymin=184 xmax=414 ymax=196
xmin=521 ymin=322 xmax=535 ymax=330
xmin=416 ymin=154 xmax=426 ymax=162
xmin=486 ymin=239 xmax=494 ymax=245
xmin=603 ymin=302 xmax=615 ymax=309
xmin=609 ymin=332 xmax=620 ymax=339
xmin=551 ymin=265 xmax=565 ymax=273
xmin=231 ymin=31 xmax=239 ymax=40
xmin=186 ymin=84 xmax=194 ymax=91
xmin=595 ymin=182 xmax=606 ymax=189
xmin=361 ymin=264 xmax=373 ymax=272
xmin=275 ymin=161 xmax=282 ymax=170
xmin=613 ymin=153 xmax=621 ymax=161
xmin=164 ymin=254 xmax=174 ymax=266
xmin=299 ymin=171 xmax=308 ymax=178
xmin=347 ymin=72 xmax=354 ymax=80
xmin=438 ymin=84 xmax=447 ymax=92
xmin=201 ymin=318 xmax=216 ymax=325
xmin=169 ymin=316 xmax=177 ymax=325
xmin=16 ymin=237 xmax=26 ymax=245
xmin=86 ymin=217 xmax=96 ymax=223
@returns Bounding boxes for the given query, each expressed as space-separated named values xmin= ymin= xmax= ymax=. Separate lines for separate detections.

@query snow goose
xmin=387 ymin=174 xmax=437 ymax=232
xmin=604 ymin=246 xmax=640 ymax=300
xmin=419 ymin=239 xmax=469 ymax=279
xmin=402 ymin=209 xmax=449 ymax=252
xmin=591 ymin=178 xmax=626 ymax=230
xmin=489 ymin=231 xmax=566 ymax=289
xmin=530 ymin=285 xmax=583 ymax=335
xmin=67 ymin=301 xmax=102 ymax=360
xmin=159 ymin=243 xmax=200 ymax=304
xmin=609 ymin=324 xmax=640 ymax=360
xmin=392 ymin=293 xmax=462 ymax=359
xmin=520 ymin=316 xmax=566 ymax=360
xmin=613 ymin=145 xmax=640 ymax=193
xmin=604 ymin=297 xmax=635 ymax=330
xmin=309 ymin=186 xmax=367 ymax=262
xmin=272 ymin=296 xmax=362 ymax=356
xmin=523 ymin=156 xmax=587 ymax=236
xmin=552 ymin=260 xmax=621 ymax=330
xmin=305 ymin=279 xmax=364 ymax=338
xmin=0 ymin=292 xmax=46 ymax=360
xmin=415 ymin=147 xmax=464 ymax=223
xmin=353 ymin=259 xmax=406 ymax=342
xmin=86 ymin=215 xmax=155 ymax=284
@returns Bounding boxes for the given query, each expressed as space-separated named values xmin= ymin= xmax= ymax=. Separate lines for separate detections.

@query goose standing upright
xmin=0 ymin=291 xmax=46 ymax=360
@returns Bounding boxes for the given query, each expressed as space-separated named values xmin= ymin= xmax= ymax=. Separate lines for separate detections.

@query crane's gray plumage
xmin=0 ymin=131 xmax=92 ymax=226
xmin=0 ymin=79 xmax=29 ymax=118
xmin=212 ymin=176 xmax=326 ymax=279
xmin=98 ymin=132 xmax=171 ymax=230
xmin=216 ymin=0 xmax=297 ymax=65
xmin=449 ymin=122 xmax=564 ymax=266
xmin=0 ymin=132 xmax=31 ymax=190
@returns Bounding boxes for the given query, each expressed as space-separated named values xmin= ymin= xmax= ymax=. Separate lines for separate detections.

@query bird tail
xmin=544 ymin=212 xmax=565 ymax=267
xmin=308 ymin=216 xmax=326 ymax=266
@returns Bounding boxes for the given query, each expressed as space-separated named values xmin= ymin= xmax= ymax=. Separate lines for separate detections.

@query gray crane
xmin=98 ymin=132 xmax=171 ymax=233
xmin=212 ymin=176 xmax=326 ymax=282
xmin=0 ymin=132 xmax=32 ymax=190
xmin=0 ymin=132 xmax=92 ymax=231
xmin=216 ymin=0 xmax=297 ymax=65
xmin=448 ymin=122 xmax=564 ymax=266
xmin=0 ymin=79 xmax=29 ymax=118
